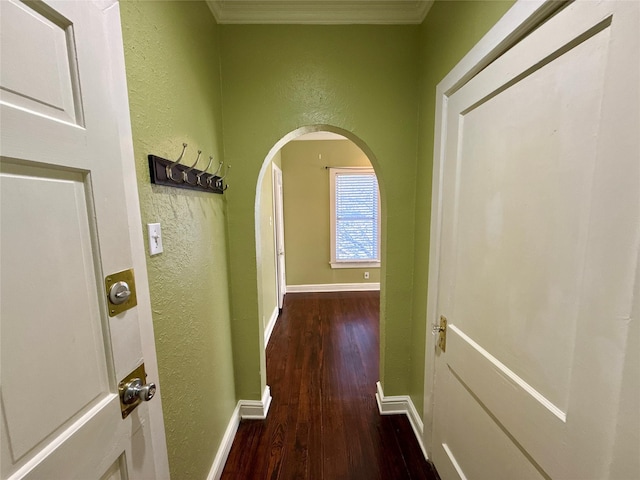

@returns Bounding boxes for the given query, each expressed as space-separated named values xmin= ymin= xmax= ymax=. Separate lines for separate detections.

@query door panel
xmin=1 ymin=1 xmax=160 ymax=478
xmin=1 ymin=163 xmax=110 ymax=462
xmin=438 ymin=365 xmax=545 ymax=480
xmin=100 ymin=456 xmax=128 ymax=480
xmin=0 ymin=0 xmax=82 ymax=126
xmin=5 ymin=398 xmax=128 ymax=480
xmin=449 ymin=22 xmax=609 ymax=413
xmin=431 ymin=1 xmax=639 ymax=478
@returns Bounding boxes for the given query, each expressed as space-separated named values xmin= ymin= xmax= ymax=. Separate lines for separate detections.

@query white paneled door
xmin=428 ymin=1 xmax=639 ymax=479
xmin=1 ymin=1 xmax=166 ymax=479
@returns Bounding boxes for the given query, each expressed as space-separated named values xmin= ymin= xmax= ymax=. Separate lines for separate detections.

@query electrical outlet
xmin=364 ymin=271 xmax=370 ymax=279
xmin=147 ymin=223 xmax=163 ymax=255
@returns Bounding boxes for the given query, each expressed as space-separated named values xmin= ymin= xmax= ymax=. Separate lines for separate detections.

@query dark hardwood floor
xmin=221 ymin=291 xmax=440 ymax=479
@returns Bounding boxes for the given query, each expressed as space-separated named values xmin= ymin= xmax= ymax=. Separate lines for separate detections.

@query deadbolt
xmin=105 ymin=269 xmax=137 ymax=317
xmin=109 ymin=281 xmax=131 ymax=305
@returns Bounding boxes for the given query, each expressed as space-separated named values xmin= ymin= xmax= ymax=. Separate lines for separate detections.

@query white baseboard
xmin=207 ymin=404 xmax=241 ymax=480
xmin=239 ymin=385 xmax=272 ymax=420
xmin=375 ymin=381 xmax=428 ymax=460
xmin=207 ymin=385 xmax=273 ymax=480
xmin=264 ymin=306 xmax=279 ymax=346
xmin=286 ymin=282 xmax=380 ymax=293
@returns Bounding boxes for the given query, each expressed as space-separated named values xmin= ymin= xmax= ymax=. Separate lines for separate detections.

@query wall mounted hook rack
xmin=148 ymin=145 xmax=228 ymax=194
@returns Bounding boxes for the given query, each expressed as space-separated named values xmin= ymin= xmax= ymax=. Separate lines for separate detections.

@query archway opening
xmin=254 ymin=124 xmax=385 ymax=386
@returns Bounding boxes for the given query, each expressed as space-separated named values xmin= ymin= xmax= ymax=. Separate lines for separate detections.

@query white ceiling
xmin=205 ymin=0 xmax=434 ymax=25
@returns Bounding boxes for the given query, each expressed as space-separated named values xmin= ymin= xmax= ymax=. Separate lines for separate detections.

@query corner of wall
xmin=375 ymin=381 xmax=427 ymax=460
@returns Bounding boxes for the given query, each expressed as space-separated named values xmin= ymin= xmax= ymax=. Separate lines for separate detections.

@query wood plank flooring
xmin=221 ymin=291 xmax=440 ymax=479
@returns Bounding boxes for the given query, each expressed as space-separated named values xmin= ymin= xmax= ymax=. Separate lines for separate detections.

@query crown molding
xmin=206 ymin=0 xmax=434 ymax=25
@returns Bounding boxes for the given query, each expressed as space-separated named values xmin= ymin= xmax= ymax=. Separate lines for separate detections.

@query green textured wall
xmin=119 ymin=2 xmax=236 ymax=479
xmin=220 ymin=25 xmax=420 ymax=400
xmin=281 ymin=139 xmax=381 ymax=286
xmin=258 ymin=152 xmax=278 ymax=332
xmin=409 ymin=0 xmax=515 ymax=417
xmin=117 ymin=4 xmax=517 ymax=473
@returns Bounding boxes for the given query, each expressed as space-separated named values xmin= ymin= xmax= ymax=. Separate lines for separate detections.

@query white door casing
xmin=0 ymin=1 xmax=169 ymax=478
xmin=272 ymin=163 xmax=286 ymax=309
xmin=425 ymin=1 xmax=639 ymax=479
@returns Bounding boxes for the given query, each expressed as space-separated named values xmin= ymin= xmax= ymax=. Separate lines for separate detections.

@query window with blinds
xmin=329 ymin=168 xmax=380 ymax=267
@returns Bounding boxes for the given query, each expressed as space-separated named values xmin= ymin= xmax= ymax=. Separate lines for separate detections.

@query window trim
xmin=329 ymin=167 xmax=381 ymax=269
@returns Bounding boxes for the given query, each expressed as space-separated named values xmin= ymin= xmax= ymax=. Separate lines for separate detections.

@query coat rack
xmin=148 ymin=143 xmax=229 ymax=194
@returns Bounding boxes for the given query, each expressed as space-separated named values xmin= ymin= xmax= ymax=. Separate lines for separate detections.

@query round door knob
xmin=109 ymin=281 xmax=131 ymax=305
xmin=122 ymin=378 xmax=156 ymax=405
xmin=138 ymin=383 xmax=157 ymax=401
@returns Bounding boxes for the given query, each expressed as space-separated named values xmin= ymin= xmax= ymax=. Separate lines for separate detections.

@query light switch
xmin=147 ymin=223 xmax=163 ymax=255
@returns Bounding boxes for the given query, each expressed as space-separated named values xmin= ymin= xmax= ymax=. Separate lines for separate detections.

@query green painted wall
xmin=117 ymin=4 xmax=518 ymax=474
xmin=119 ymin=2 xmax=236 ymax=479
xmin=281 ymin=139 xmax=381 ymax=286
xmin=220 ymin=25 xmax=420 ymax=400
xmin=409 ymin=0 xmax=515 ymax=416
xmin=258 ymin=152 xmax=279 ymax=331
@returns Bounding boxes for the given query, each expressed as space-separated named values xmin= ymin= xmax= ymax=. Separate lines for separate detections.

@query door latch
xmin=118 ymin=363 xmax=156 ymax=419
xmin=432 ymin=315 xmax=447 ymax=352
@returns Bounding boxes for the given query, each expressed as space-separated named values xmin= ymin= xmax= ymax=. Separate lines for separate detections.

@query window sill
xmin=330 ymin=261 xmax=381 ymax=269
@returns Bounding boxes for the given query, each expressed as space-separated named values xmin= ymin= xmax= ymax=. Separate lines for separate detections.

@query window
xmin=330 ymin=168 xmax=380 ymax=268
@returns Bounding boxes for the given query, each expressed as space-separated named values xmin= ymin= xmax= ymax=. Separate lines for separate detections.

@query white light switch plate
xmin=147 ymin=223 xmax=163 ymax=255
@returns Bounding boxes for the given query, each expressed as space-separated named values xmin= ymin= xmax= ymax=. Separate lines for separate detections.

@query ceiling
xmin=205 ymin=0 xmax=434 ymax=25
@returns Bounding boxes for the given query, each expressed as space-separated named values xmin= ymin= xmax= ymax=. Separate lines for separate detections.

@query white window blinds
xmin=332 ymin=170 xmax=379 ymax=263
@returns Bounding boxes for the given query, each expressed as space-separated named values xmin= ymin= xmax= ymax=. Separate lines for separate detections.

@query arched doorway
xmin=254 ymin=124 xmax=385 ymax=356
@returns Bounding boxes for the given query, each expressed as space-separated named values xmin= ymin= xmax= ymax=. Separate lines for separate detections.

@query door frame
xmin=272 ymin=163 xmax=286 ymax=310
xmin=102 ymin=1 xmax=170 ymax=476
xmin=422 ymin=0 xmax=565 ymax=458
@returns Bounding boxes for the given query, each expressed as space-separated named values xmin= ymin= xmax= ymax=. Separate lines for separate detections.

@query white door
xmin=272 ymin=164 xmax=286 ymax=309
xmin=1 ymin=1 xmax=167 ymax=479
xmin=428 ymin=1 xmax=639 ymax=479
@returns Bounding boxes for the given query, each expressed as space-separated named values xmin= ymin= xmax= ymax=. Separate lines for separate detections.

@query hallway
xmin=222 ymin=292 xmax=439 ymax=479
